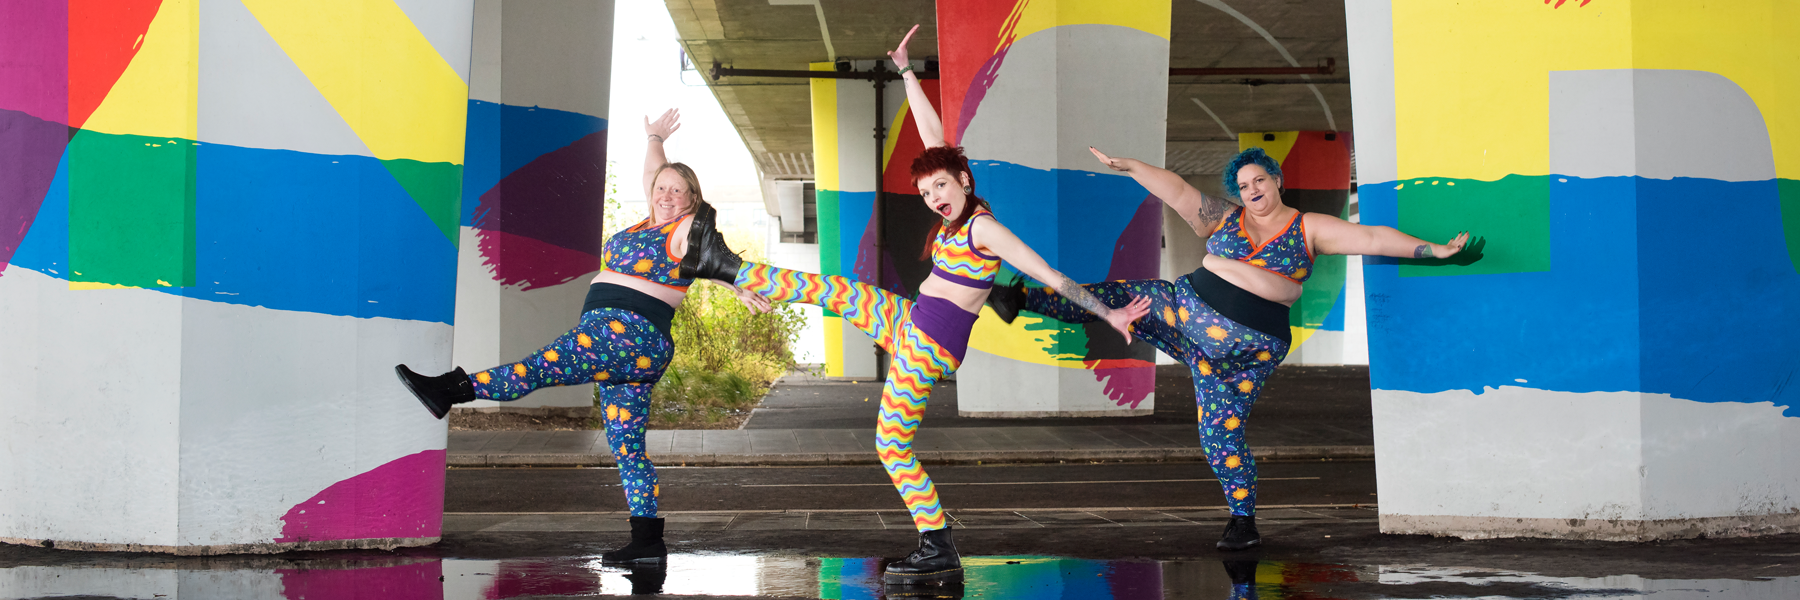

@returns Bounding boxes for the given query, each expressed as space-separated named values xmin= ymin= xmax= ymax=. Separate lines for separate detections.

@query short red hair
xmin=910 ymin=146 xmax=993 ymax=260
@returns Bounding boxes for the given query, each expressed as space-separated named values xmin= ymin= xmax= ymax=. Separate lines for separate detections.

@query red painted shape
xmin=483 ymin=559 xmax=605 ymax=599
xmin=476 ymin=228 xmax=602 ymax=291
xmin=68 ymin=0 xmax=163 ymax=129
xmin=883 ymin=78 xmax=940 ymax=193
xmin=275 ymin=450 xmax=446 ymax=544
xmin=1085 ymin=360 xmax=1156 ymax=409
xmin=936 ymin=0 xmax=1025 ymax=146
xmin=1278 ymin=132 xmax=1351 ymax=191
xmin=278 ymin=560 xmax=445 ymax=600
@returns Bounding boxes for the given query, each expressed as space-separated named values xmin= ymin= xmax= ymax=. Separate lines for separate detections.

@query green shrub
xmin=643 ymin=279 xmax=806 ymax=428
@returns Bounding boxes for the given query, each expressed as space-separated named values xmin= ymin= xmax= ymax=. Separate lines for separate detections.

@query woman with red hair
xmin=679 ymin=25 xmax=1149 ymax=586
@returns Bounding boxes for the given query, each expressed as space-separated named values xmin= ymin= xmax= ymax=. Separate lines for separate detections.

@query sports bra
xmin=601 ymin=213 xmax=696 ymax=291
xmin=1206 ymin=207 xmax=1313 ymax=283
xmin=929 ymin=210 xmax=1002 ymax=289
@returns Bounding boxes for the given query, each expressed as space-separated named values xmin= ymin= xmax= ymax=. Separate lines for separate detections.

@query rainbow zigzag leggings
xmin=1024 ymin=275 xmax=1288 ymax=516
xmin=735 ymin=262 xmax=958 ymax=532
xmin=468 ymin=308 xmax=674 ymax=518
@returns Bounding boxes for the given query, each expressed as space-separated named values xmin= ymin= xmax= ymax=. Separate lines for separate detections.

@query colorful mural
xmin=1 ymin=0 xmax=469 ymax=550
xmin=938 ymin=0 xmax=1171 ymax=414
xmin=1349 ymin=0 xmax=1800 ymax=537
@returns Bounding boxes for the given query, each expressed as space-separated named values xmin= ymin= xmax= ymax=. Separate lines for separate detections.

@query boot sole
xmin=1216 ymin=539 xmax=1262 ymax=551
xmin=882 ymin=567 xmax=963 ymax=585
xmin=601 ymin=555 xmax=666 ymax=566
xmin=394 ymin=365 xmax=450 ymax=420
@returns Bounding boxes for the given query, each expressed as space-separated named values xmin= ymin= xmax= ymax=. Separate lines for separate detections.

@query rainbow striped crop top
xmin=1206 ymin=207 xmax=1313 ymax=283
xmin=930 ymin=210 xmax=1002 ymax=289
xmin=601 ymin=214 xmax=696 ymax=291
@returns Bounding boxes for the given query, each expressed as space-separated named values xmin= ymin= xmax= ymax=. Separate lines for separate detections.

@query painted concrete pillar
xmin=936 ymin=0 xmax=1170 ymax=416
xmin=454 ymin=0 xmax=613 ymax=414
xmin=808 ymin=61 xmax=940 ymax=379
xmin=1348 ymin=0 xmax=1800 ymax=540
xmin=0 ymin=0 xmax=472 ymax=552
xmin=1236 ymin=132 xmax=1355 ymax=365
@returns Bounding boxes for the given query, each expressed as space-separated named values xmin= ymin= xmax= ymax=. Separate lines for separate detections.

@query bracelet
xmin=648 ymin=134 xmax=664 ymax=142
xmin=896 ymin=64 xmax=914 ymax=76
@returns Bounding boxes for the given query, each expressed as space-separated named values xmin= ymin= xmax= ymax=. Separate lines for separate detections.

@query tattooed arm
xmin=1304 ymin=212 xmax=1471 ymax=258
xmin=971 ymin=216 xmax=1151 ymax=342
xmin=1089 ymin=146 xmax=1237 ymax=237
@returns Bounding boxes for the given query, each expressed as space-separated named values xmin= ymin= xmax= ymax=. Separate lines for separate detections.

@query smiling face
xmin=1235 ymin=164 xmax=1283 ymax=212
xmin=917 ymin=169 xmax=971 ymax=220
xmin=650 ymin=167 xmax=695 ymax=222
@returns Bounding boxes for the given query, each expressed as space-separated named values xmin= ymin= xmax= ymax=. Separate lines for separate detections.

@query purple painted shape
xmin=954 ymin=45 xmax=1012 ymax=143
xmin=1091 ymin=194 xmax=1164 ymax=408
xmin=0 ymin=0 xmax=68 ymax=124
xmin=470 ymin=130 xmax=605 ymax=289
xmin=1 ymin=108 xmax=71 ymax=278
xmin=279 ymin=560 xmax=444 ymax=600
xmin=1106 ymin=560 xmax=1165 ymax=599
xmin=275 ymin=450 xmax=446 ymax=543
xmin=851 ymin=209 xmax=885 ymax=288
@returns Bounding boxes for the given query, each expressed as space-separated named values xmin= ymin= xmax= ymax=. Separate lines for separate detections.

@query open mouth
xmin=936 ymin=203 xmax=952 ymax=217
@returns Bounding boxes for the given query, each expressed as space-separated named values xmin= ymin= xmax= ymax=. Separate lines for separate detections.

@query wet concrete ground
xmin=7 ymin=460 xmax=1800 ymax=599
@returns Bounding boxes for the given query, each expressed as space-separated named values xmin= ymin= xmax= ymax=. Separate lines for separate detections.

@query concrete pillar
xmin=454 ymin=0 xmax=614 ymax=415
xmin=808 ymin=61 xmax=938 ymax=379
xmin=1237 ymin=131 xmax=1354 ymax=366
xmin=936 ymin=0 xmax=1170 ymax=416
xmin=1348 ymin=0 xmax=1800 ymax=539
xmin=1 ymin=0 xmax=473 ymax=552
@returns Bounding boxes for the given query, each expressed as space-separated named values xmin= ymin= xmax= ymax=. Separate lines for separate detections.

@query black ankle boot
xmin=1223 ymin=559 xmax=1258 ymax=584
xmin=677 ymin=203 xmax=742 ymax=282
xmin=984 ymin=276 xmax=1027 ymax=324
xmin=602 ymin=516 xmax=667 ymax=565
xmin=622 ymin=565 xmax=667 ymax=593
xmin=1217 ymin=515 xmax=1261 ymax=551
xmin=394 ymin=365 xmax=476 ymax=419
xmin=883 ymin=526 xmax=963 ymax=584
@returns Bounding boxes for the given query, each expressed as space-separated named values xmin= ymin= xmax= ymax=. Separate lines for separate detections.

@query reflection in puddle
xmin=2 ymin=555 xmax=1796 ymax=599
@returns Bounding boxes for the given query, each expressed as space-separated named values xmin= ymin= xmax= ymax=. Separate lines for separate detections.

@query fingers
xmin=900 ymin=24 xmax=918 ymax=48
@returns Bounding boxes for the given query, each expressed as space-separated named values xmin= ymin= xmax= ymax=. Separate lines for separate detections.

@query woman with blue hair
xmin=1008 ymin=145 xmax=1469 ymax=551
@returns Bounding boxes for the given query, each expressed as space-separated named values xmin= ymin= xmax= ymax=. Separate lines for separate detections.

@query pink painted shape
xmin=484 ymin=559 xmax=605 ymax=599
xmin=0 ymin=0 xmax=68 ymax=124
xmin=278 ymin=560 xmax=444 ymax=600
xmin=275 ymin=450 xmax=446 ymax=543
xmin=1087 ymin=359 xmax=1156 ymax=409
xmin=954 ymin=44 xmax=1013 ymax=143
xmin=475 ymin=228 xmax=600 ymax=291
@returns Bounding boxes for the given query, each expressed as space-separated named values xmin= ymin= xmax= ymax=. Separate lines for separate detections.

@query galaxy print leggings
xmin=468 ymin=308 xmax=674 ymax=518
xmin=734 ymin=262 xmax=959 ymax=532
xmin=1024 ymin=275 xmax=1288 ymax=516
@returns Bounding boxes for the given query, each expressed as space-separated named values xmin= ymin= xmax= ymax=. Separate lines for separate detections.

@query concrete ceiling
xmin=665 ymin=0 xmax=1349 ymax=184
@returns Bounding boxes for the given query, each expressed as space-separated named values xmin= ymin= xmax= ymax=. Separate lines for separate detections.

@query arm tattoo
xmin=1413 ymin=244 xmax=1432 ymax=258
xmin=1055 ymin=275 xmax=1110 ymax=317
xmin=1194 ymin=192 xmax=1232 ymax=234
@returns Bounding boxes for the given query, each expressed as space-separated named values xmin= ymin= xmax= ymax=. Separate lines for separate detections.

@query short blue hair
xmin=1222 ymin=147 xmax=1283 ymax=199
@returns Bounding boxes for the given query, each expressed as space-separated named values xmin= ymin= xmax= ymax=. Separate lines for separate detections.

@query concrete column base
xmin=0 ymin=536 xmax=440 ymax=556
xmin=1380 ymin=513 xmax=1800 ymax=542
xmin=452 ymin=405 xmax=593 ymax=419
xmin=958 ymin=408 xmax=1155 ymax=418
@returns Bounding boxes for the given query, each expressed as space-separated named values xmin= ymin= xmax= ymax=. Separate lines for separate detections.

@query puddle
xmin=2 ymin=555 xmax=1796 ymax=599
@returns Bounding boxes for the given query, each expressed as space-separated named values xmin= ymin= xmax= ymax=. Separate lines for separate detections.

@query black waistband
xmin=1186 ymin=267 xmax=1292 ymax=345
xmin=582 ymin=282 xmax=676 ymax=338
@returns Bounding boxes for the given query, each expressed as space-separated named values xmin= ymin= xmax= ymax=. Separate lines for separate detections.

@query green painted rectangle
xmin=1397 ymin=174 xmax=1552 ymax=277
xmin=816 ymin=187 xmax=841 ymax=318
xmin=67 ymin=130 xmax=197 ymax=288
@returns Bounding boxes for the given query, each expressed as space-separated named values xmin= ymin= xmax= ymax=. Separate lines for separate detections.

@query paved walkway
xmin=448 ymin=364 xmax=1374 ymax=467
xmin=443 ymin=505 xmax=1378 ymax=533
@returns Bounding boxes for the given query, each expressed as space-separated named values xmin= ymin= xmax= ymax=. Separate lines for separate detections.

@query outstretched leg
xmin=469 ymin=308 xmax=673 ymax=401
xmin=1023 ymin=279 xmax=1195 ymax=363
xmin=734 ymin=262 xmax=911 ymax=354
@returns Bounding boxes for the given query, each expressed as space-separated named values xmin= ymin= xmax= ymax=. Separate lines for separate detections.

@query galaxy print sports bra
xmin=601 ymin=214 xmax=696 ymax=291
xmin=1206 ymin=207 xmax=1313 ymax=284
xmin=930 ymin=210 xmax=1002 ymax=289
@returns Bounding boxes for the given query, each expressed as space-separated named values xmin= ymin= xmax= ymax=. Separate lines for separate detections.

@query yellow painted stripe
xmin=1010 ymin=0 xmax=1171 ymax=44
xmin=1290 ymin=326 xmax=1317 ymax=349
xmin=823 ymin=316 xmax=845 ymax=377
xmin=1239 ymin=131 xmax=1299 ymax=166
xmin=69 ymin=281 xmax=141 ymax=291
xmin=81 ymin=0 xmax=197 ymax=139
xmin=966 ymin=307 xmax=1098 ymax=369
xmin=241 ymin=0 xmax=468 ymax=165
xmin=811 ymin=62 xmax=839 ymax=191
xmin=881 ymin=98 xmax=909 ymax=176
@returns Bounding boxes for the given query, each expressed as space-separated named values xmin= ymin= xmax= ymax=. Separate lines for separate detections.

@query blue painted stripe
xmin=461 ymin=100 xmax=608 ymax=226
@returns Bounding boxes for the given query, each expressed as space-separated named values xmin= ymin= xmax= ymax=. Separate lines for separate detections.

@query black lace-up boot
xmin=677 ymin=203 xmax=743 ymax=282
xmin=883 ymin=526 xmax=963 ymax=585
xmin=1216 ymin=515 xmax=1261 ymax=551
xmin=394 ymin=365 xmax=476 ymax=419
xmin=984 ymin=276 xmax=1027 ymax=324
xmin=602 ymin=517 xmax=667 ymax=565
xmin=622 ymin=565 xmax=668 ymax=593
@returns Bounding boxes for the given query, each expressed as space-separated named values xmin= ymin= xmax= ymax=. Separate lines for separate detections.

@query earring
xmin=962 ymin=185 xmax=972 ymax=195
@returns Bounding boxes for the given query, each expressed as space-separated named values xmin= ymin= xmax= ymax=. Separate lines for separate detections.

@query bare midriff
xmin=918 ymin=275 xmax=988 ymax=314
xmin=1202 ymin=254 xmax=1303 ymax=306
xmin=591 ymin=270 xmax=687 ymax=308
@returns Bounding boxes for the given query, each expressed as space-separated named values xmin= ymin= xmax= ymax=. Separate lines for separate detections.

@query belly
xmin=917 ymin=276 xmax=988 ymax=314
xmin=591 ymin=270 xmax=686 ymax=308
xmin=1202 ymin=254 xmax=1303 ymax=306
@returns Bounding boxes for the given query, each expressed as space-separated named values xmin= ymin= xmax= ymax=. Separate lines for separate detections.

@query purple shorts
xmin=910 ymin=294 xmax=979 ymax=364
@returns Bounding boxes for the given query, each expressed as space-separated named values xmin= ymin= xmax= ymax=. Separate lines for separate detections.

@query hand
xmin=887 ymin=24 xmax=918 ymax=71
xmin=1089 ymin=146 xmax=1130 ymax=172
xmin=734 ymin=286 xmax=775 ymax=314
xmin=646 ymin=108 xmax=680 ymax=142
xmin=1104 ymin=295 xmax=1153 ymax=344
xmin=1433 ymin=231 xmax=1471 ymax=259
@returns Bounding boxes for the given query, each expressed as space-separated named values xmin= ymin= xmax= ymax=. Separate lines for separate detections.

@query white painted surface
xmin=394 ymin=0 xmax=477 ymax=83
xmin=197 ymin=0 xmax=375 ymax=157
xmin=959 ymin=348 xmax=1148 ymax=416
xmin=1344 ymin=0 xmax=1396 ymax=185
xmin=765 ymin=229 xmax=824 ymax=365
